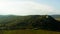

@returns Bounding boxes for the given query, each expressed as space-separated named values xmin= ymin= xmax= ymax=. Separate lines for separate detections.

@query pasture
xmin=0 ymin=29 xmax=60 ymax=34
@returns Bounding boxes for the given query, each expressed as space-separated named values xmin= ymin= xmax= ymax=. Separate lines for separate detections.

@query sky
xmin=0 ymin=0 xmax=60 ymax=15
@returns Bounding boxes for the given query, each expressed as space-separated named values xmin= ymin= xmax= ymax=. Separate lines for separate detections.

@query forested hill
xmin=0 ymin=15 xmax=60 ymax=31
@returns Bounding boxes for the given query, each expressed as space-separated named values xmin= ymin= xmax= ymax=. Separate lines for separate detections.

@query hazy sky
xmin=0 ymin=0 xmax=60 ymax=15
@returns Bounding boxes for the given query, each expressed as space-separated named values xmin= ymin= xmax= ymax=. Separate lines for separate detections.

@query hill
xmin=51 ymin=15 xmax=60 ymax=18
xmin=0 ymin=15 xmax=60 ymax=31
xmin=51 ymin=15 xmax=60 ymax=21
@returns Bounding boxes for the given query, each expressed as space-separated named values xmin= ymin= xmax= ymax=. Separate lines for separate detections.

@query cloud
xmin=0 ymin=1 xmax=55 ymax=15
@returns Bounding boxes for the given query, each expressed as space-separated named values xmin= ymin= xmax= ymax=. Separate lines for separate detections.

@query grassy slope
xmin=1 ymin=18 xmax=60 ymax=34
xmin=0 ymin=15 xmax=60 ymax=34
xmin=55 ymin=18 xmax=60 ymax=21
xmin=0 ymin=29 xmax=60 ymax=34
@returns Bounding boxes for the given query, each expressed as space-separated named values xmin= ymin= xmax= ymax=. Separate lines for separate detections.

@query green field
xmin=0 ymin=29 xmax=60 ymax=34
xmin=55 ymin=18 xmax=60 ymax=21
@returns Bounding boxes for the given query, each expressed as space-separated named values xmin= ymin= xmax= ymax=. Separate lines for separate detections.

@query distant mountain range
xmin=51 ymin=15 xmax=60 ymax=18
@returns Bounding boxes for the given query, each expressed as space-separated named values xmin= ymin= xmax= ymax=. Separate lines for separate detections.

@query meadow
xmin=0 ymin=29 xmax=60 ymax=34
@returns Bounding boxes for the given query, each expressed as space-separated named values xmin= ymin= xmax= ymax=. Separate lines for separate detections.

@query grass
xmin=0 ymin=29 xmax=60 ymax=34
xmin=0 ymin=17 xmax=60 ymax=34
xmin=55 ymin=18 xmax=60 ymax=21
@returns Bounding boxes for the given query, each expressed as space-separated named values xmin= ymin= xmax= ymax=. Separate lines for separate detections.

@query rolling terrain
xmin=0 ymin=15 xmax=60 ymax=34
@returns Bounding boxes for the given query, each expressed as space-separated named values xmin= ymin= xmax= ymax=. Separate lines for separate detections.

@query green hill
xmin=0 ymin=15 xmax=60 ymax=32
